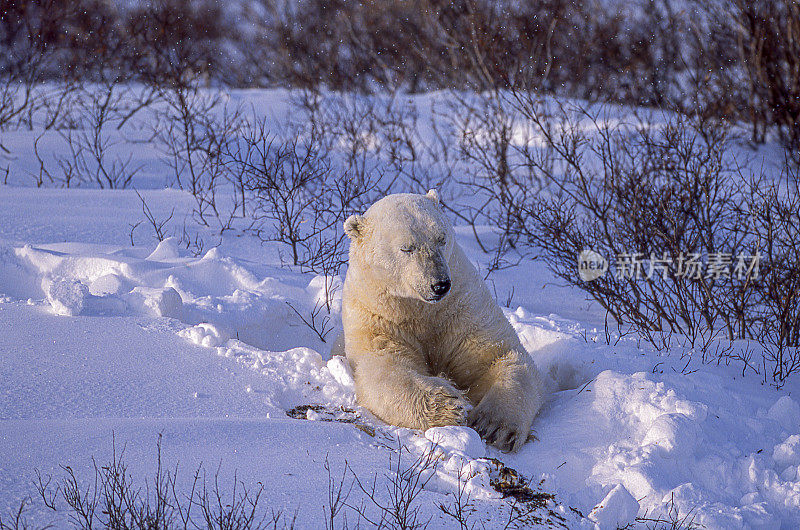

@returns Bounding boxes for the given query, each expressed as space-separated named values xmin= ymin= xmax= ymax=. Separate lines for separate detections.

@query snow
xmin=773 ymin=436 xmax=800 ymax=473
xmin=588 ymin=484 xmax=640 ymax=528
xmin=767 ymin=396 xmax=800 ymax=431
xmin=327 ymin=355 xmax=356 ymax=389
xmin=425 ymin=426 xmax=486 ymax=459
xmin=1 ymin=87 xmax=800 ymax=528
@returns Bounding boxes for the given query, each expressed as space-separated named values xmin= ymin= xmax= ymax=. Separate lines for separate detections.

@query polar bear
xmin=341 ymin=190 xmax=544 ymax=452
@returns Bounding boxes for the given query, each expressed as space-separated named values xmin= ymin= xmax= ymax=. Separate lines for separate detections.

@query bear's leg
xmin=467 ymin=350 xmax=543 ymax=452
xmin=353 ymin=355 xmax=471 ymax=430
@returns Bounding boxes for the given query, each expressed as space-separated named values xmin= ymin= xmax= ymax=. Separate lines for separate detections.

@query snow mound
xmin=425 ymin=426 xmax=486 ymax=458
xmin=397 ymin=429 xmax=500 ymax=501
xmin=180 ymin=322 xmax=227 ymax=348
xmin=326 ymin=355 xmax=355 ymax=389
xmin=588 ymin=484 xmax=639 ymax=528
xmin=89 ymin=273 xmax=127 ymax=296
xmin=44 ymin=278 xmax=89 ymax=316
xmin=11 ymin=240 xmax=334 ymax=352
xmin=130 ymin=286 xmax=184 ymax=318
xmin=767 ymin=396 xmax=800 ymax=431
xmin=146 ymin=237 xmax=181 ymax=261
xmin=773 ymin=435 xmax=800 ymax=475
xmin=640 ymin=412 xmax=700 ymax=456
xmin=0 ymin=244 xmax=40 ymax=300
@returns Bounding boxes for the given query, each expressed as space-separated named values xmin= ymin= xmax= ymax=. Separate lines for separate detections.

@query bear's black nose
xmin=431 ymin=279 xmax=451 ymax=297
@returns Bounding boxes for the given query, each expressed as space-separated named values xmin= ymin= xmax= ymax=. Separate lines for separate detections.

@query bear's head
xmin=344 ymin=190 xmax=455 ymax=303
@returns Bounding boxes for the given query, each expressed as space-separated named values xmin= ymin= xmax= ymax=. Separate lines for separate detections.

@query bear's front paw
xmin=467 ymin=404 xmax=529 ymax=453
xmin=419 ymin=379 xmax=471 ymax=428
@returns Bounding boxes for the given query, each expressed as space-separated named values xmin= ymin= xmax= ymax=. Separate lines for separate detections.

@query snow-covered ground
xmin=1 ymin=88 xmax=799 ymax=529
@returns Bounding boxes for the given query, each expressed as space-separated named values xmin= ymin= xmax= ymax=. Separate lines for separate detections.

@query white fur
xmin=342 ymin=191 xmax=544 ymax=452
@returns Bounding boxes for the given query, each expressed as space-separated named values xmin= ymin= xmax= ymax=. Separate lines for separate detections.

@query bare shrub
xmin=414 ymin=0 xmax=563 ymax=92
xmin=26 ymin=83 xmax=135 ymax=189
xmin=437 ymin=461 xmax=477 ymax=530
xmin=2 ymin=0 xmax=797 ymax=148
xmin=235 ymin=113 xmax=380 ymax=306
xmin=0 ymin=497 xmax=35 ymax=530
xmin=636 ymin=492 xmax=700 ymax=530
xmin=124 ymin=0 xmax=230 ymax=86
xmin=0 ymin=0 xmax=157 ymax=136
xmin=292 ymin=89 xmax=414 ymax=190
xmin=0 ymin=74 xmax=32 ymax=139
xmin=38 ymin=80 xmax=83 ymax=132
xmin=130 ymin=2 xmax=250 ymax=224
xmin=135 ymin=190 xmax=174 ymax=243
xmin=153 ymin=81 xmax=244 ymax=230
xmin=747 ymin=164 xmax=800 ymax=383
xmin=446 ymin=90 xmax=548 ymax=273
xmin=257 ymin=0 xmax=692 ymax=106
xmin=240 ymin=126 xmax=333 ymax=267
xmin=732 ymin=0 xmax=800 ymax=157
xmin=29 ymin=434 xmax=295 ymax=529
xmin=508 ymin=101 xmax=744 ymax=345
xmin=347 ymin=443 xmax=437 ymax=530
xmin=258 ymin=0 xmax=364 ymax=91
xmin=688 ymin=0 xmax=800 ymax=154
xmin=286 ymin=300 xmax=334 ymax=343
xmin=16 ymin=434 xmax=447 ymax=530
xmin=323 ymin=457 xmax=353 ymax=530
xmin=294 ymin=89 xmax=539 ymax=280
xmin=0 ymin=0 xmax=72 ymax=136
xmin=54 ymin=81 xmax=142 ymax=189
xmin=283 ymin=92 xmax=429 ymax=309
xmin=30 ymin=133 xmax=56 ymax=187
xmin=503 ymin=92 xmax=800 ymax=382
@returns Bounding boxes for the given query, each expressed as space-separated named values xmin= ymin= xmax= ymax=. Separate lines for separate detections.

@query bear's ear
xmin=426 ymin=189 xmax=440 ymax=205
xmin=344 ymin=214 xmax=366 ymax=240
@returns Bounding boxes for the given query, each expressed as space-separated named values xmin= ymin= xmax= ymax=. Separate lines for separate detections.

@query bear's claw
xmin=468 ymin=406 xmax=525 ymax=452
